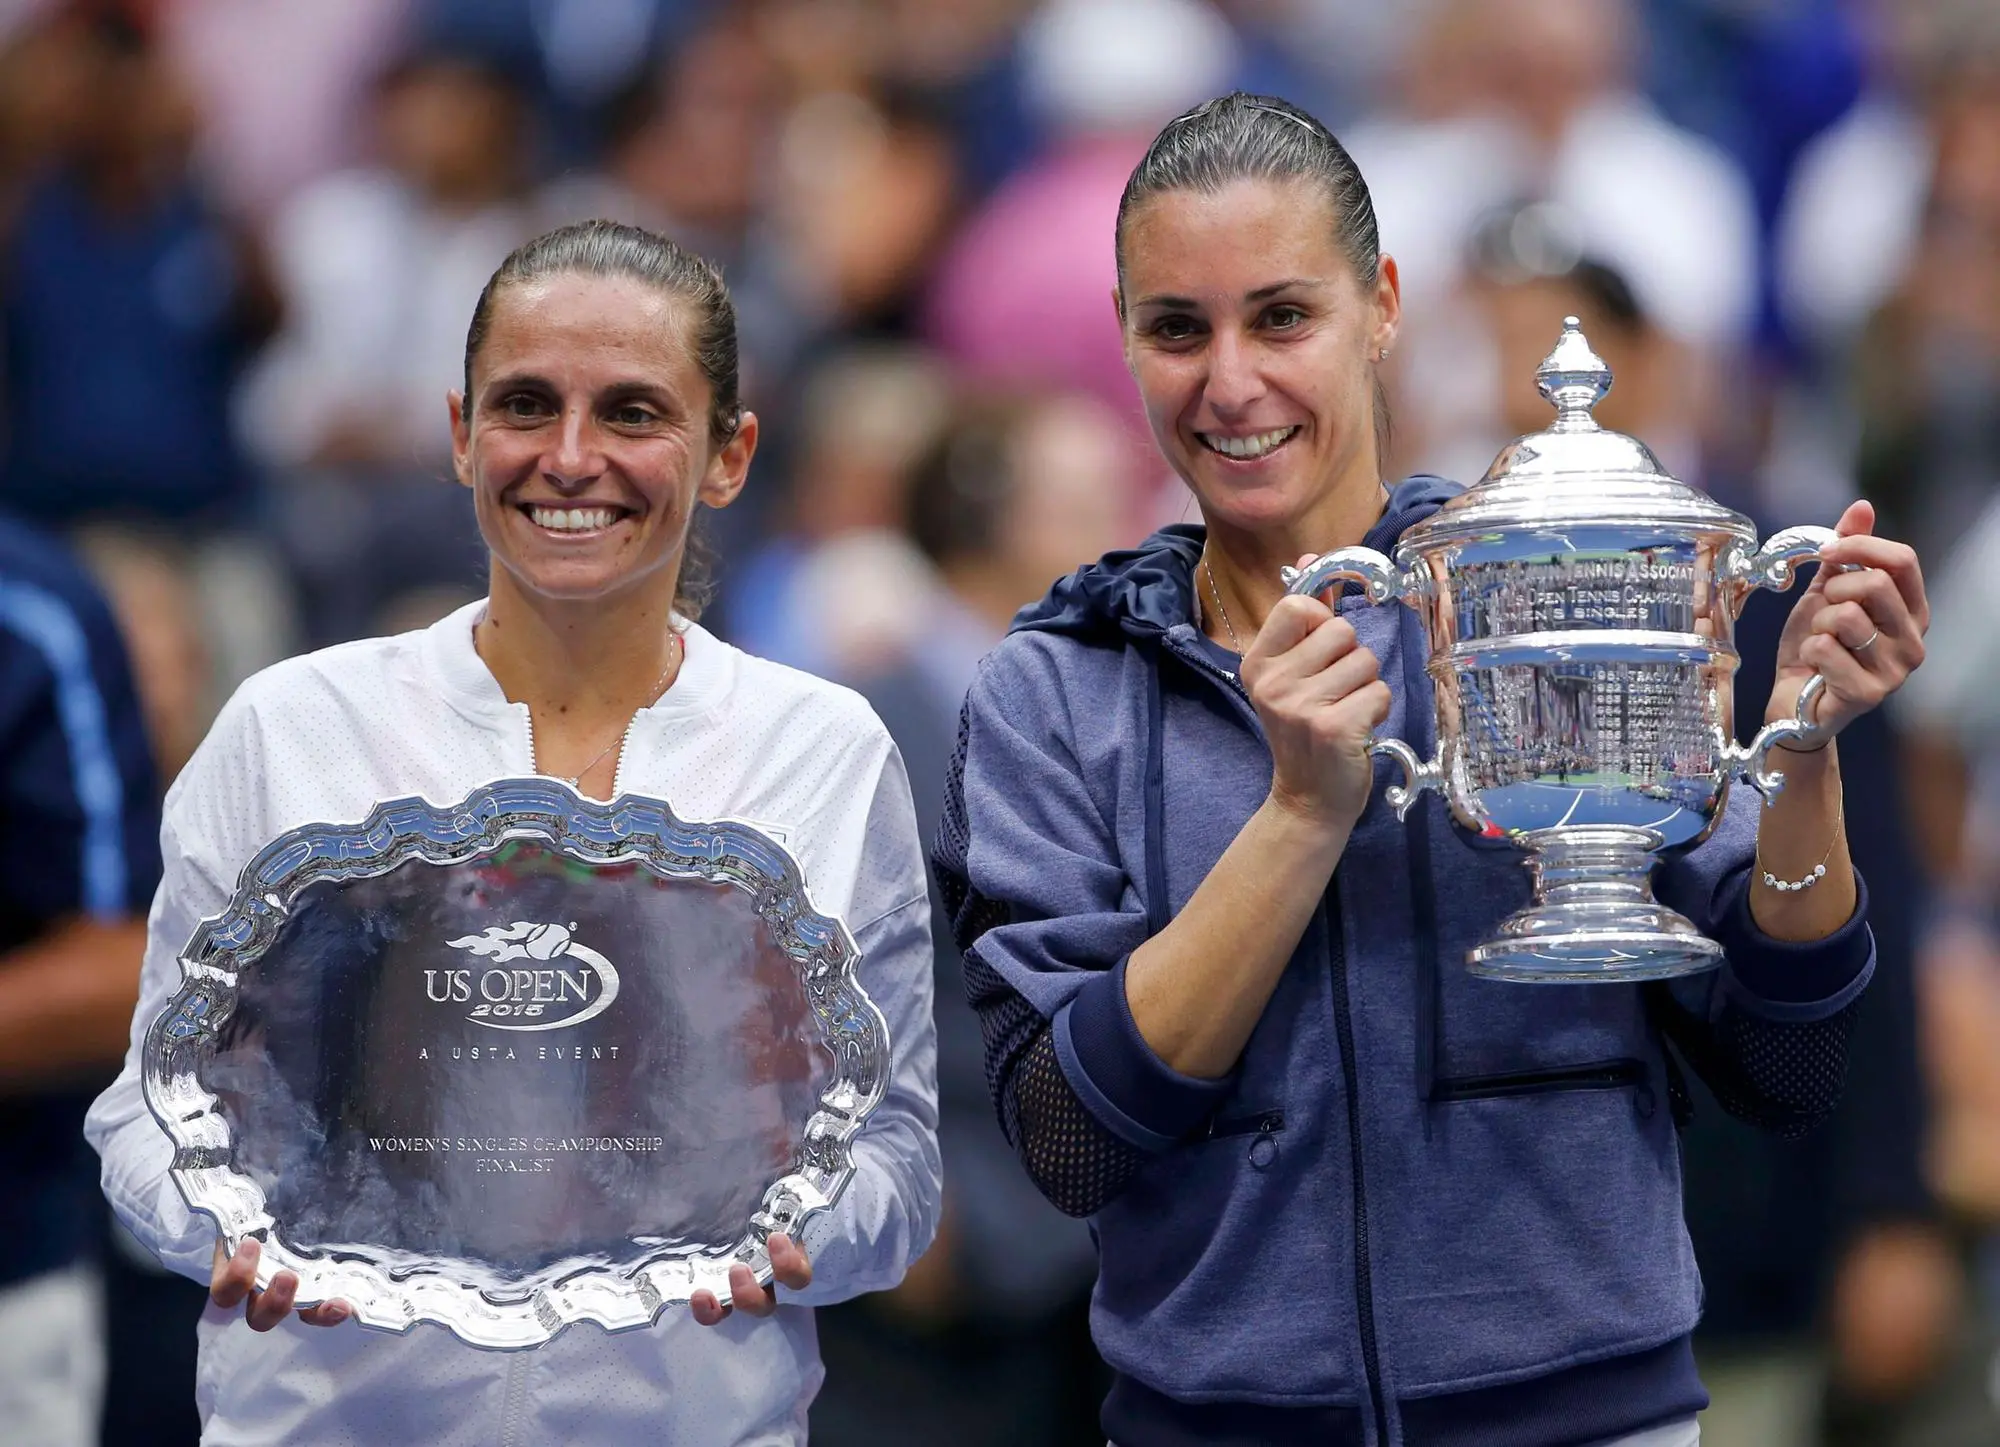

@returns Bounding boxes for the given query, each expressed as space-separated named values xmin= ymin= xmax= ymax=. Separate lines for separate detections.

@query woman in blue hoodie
xmin=934 ymin=93 xmax=1930 ymax=1447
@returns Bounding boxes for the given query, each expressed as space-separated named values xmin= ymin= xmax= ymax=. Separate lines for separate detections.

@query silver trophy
xmin=142 ymin=779 xmax=890 ymax=1348
xmin=1287 ymin=318 xmax=1838 ymax=984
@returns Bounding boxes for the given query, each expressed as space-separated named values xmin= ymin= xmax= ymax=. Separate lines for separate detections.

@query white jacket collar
xmin=420 ymin=599 xmax=734 ymax=726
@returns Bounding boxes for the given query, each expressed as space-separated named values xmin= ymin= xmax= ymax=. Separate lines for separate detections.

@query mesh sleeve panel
xmin=939 ymin=700 xmax=1145 ymax=1214
xmin=1010 ymin=1025 xmax=1147 ymax=1217
xmin=960 ymin=945 xmax=1042 ymax=1138
xmin=1649 ymin=985 xmax=1859 ymax=1139
xmin=959 ymin=948 xmax=1145 ymax=1217
xmin=931 ymin=699 xmax=1000 ymax=953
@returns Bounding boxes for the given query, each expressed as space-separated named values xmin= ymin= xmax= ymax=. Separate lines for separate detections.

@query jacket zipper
xmin=497 ymin=1347 xmax=530 ymax=1445
xmin=521 ymin=709 xmax=642 ymax=796
xmin=1430 ymin=1058 xmax=1648 ymax=1103
xmin=1324 ymin=892 xmax=1393 ymax=1446
xmin=1191 ymin=1108 xmax=1285 ymax=1140
xmin=1170 ymin=632 xmax=1394 ymax=1439
xmin=609 ymin=713 xmax=639 ymax=798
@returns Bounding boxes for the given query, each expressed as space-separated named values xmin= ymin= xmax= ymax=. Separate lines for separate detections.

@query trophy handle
xmin=1725 ymin=524 xmax=1838 ymax=591
xmin=1372 ymin=736 xmax=1442 ymax=821
xmin=1721 ymin=674 xmax=1828 ymax=802
xmin=1282 ymin=550 xmax=1435 ymax=819
xmin=1282 ymin=547 xmax=1422 ymax=606
xmin=1718 ymin=522 xmax=1856 ymax=798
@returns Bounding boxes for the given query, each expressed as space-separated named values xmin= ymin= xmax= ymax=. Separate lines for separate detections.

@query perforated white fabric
xmin=86 ymin=602 xmax=940 ymax=1446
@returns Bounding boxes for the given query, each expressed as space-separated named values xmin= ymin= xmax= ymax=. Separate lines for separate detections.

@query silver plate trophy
xmin=1287 ymin=318 xmax=1840 ymax=984
xmin=142 ymin=779 xmax=890 ymax=1349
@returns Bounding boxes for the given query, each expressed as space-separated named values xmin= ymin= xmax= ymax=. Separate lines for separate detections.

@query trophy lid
xmin=1403 ymin=316 xmax=1751 ymax=550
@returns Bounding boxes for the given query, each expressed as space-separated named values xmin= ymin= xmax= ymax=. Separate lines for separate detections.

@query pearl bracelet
xmin=1757 ymin=817 xmax=1843 ymax=893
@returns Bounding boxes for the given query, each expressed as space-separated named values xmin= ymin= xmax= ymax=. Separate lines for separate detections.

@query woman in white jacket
xmin=86 ymin=219 xmax=942 ymax=1445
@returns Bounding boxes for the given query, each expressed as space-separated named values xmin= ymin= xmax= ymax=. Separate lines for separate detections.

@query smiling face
xmin=450 ymin=272 xmax=753 ymax=610
xmin=1118 ymin=176 xmax=1399 ymax=542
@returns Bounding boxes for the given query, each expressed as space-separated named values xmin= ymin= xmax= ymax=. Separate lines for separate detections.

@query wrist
xmin=1765 ymin=670 xmax=1841 ymax=751
xmin=1260 ymin=789 xmax=1354 ymax=859
xmin=1769 ymin=724 xmax=1839 ymax=759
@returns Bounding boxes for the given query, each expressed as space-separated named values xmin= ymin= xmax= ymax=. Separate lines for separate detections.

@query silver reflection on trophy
xmin=1285 ymin=317 xmax=1838 ymax=983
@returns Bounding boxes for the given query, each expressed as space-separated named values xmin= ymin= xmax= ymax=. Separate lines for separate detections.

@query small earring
xmin=1377 ymin=348 xmax=1389 ymax=361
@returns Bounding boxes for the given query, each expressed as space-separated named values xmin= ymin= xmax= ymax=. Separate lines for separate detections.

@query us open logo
xmin=426 ymin=922 xmax=620 ymax=1032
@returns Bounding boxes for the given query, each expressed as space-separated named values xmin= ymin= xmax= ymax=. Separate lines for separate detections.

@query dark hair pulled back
xmin=462 ymin=219 xmax=741 ymax=619
xmin=1116 ymin=92 xmax=1380 ymax=290
xmin=1115 ymin=92 xmax=1392 ymax=463
xmin=465 ymin=219 xmax=741 ymax=442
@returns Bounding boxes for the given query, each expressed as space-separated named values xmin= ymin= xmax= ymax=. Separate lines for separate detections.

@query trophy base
xmin=1467 ymin=826 xmax=1727 ymax=984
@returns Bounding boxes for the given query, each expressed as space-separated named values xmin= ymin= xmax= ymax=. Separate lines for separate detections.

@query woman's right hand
xmin=211 ymin=1237 xmax=350 ymax=1331
xmin=1239 ymin=579 xmax=1390 ymax=837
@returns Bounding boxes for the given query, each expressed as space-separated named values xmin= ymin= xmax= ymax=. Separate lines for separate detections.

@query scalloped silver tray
xmin=142 ymin=779 xmax=889 ymax=1349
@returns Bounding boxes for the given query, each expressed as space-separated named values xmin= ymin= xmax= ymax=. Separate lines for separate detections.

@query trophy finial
xmin=1535 ymin=315 xmax=1612 ymax=430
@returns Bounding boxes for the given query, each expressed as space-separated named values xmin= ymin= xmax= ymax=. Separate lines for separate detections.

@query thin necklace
xmin=1203 ymin=560 xmax=1244 ymax=653
xmin=1198 ymin=483 xmax=1392 ymax=650
xmin=541 ymin=630 xmax=683 ymax=788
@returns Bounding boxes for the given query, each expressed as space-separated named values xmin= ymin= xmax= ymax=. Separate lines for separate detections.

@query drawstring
xmin=1143 ymin=659 xmax=1172 ymax=938
xmin=1394 ymin=602 xmax=1444 ymax=1107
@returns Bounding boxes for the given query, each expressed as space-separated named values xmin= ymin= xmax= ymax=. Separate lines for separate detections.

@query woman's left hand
xmin=690 ymin=1232 xmax=812 ymax=1326
xmin=1768 ymin=499 xmax=1929 ymax=738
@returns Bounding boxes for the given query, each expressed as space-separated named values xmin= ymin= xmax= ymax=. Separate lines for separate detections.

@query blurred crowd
xmin=2 ymin=0 xmax=1998 ymax=1442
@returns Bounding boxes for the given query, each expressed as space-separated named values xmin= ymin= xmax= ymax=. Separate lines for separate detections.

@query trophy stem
xmin=1467 ymin=826 xmax=1724 ymax=983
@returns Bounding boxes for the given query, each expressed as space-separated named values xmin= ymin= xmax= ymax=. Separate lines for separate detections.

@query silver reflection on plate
xmin=1286 ymin=318 xmax=1839 ymax=984
xmin=142 ymin=779 xmax=889 ymax=1349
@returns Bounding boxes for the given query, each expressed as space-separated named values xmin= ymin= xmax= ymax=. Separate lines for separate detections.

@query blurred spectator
xmin=771 ymin=86 xmax=960 ymax=341
xmin=1365 ymin=0 xmax=1760 ymax=351
xmin=718 ymin=343 xmax=953 ymax=668
xmin=546 ymin=7 xmax=967 ymax=569
xmin=813 ymin=387 xmax=1141 ymax=1447
xmin=1638 ymin=0 xmax=1865 ymax=289
xmin=0 ymin=2 xmax=92 ymax=221
xmin=1873 ymin=34 xmax=2000 ymax=1431
xmin=828 ymin=0 xmax=1038 ymax=195
xmin=0 ymin=513 xmax=161 ymax=1447
xmin=240 ymin=45 xmax=533 ymax=472
xmin=1845 ymin=49 xmax=2000 ymax=576
xmin=1755 ymin=4 xmax=2000 ymax=535
xmin=156 ymin=0 xmax=407 ymax=222
xmin=1212 ymin=0 xmax=1429 ymax=125
xmin=0 ymin=7 xmax=292 ymax=695
xmin=543 ymin=11 xmax=803 ymax=390
xmin=74 ymin=527 xmax=213 ymax=783
xmin=242 ymin=42 xmax=540 ymax=645
xmin=1777 ymin=0 xmax=2000 ymax=364
xmin=69 ymin=525 xmax=211 ymax=1447
xmin=0 ymin=8 xmax=278 ymax=529
xmin=410 ymin=0 xmax=696 ymax=163
xmin=1348 ymin=0 xmax=1759 ymax=484
xmin=1465 ymin=202 xmax=1701 ymax=481
xmin=923 ymin=0 xmax=1241 ymax=503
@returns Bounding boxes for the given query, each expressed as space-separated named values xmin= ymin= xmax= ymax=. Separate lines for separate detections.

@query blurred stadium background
xmin=2 ymin=0 xmax=1998 ymax=1442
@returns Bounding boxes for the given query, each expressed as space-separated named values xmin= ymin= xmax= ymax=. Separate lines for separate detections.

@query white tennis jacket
xmin=86 ymin=602 xmax=941 ymax=1446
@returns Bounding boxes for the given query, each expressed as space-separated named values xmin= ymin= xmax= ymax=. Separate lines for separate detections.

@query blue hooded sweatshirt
xmin=935 ymin=476 xmax=1875 ymax=1447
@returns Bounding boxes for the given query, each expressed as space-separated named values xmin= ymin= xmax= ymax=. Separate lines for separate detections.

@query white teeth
xmin=528 ymin=506 xmax=619 ymax=532
xmin=1202 ymin=427 xmax=1298 ymax=459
